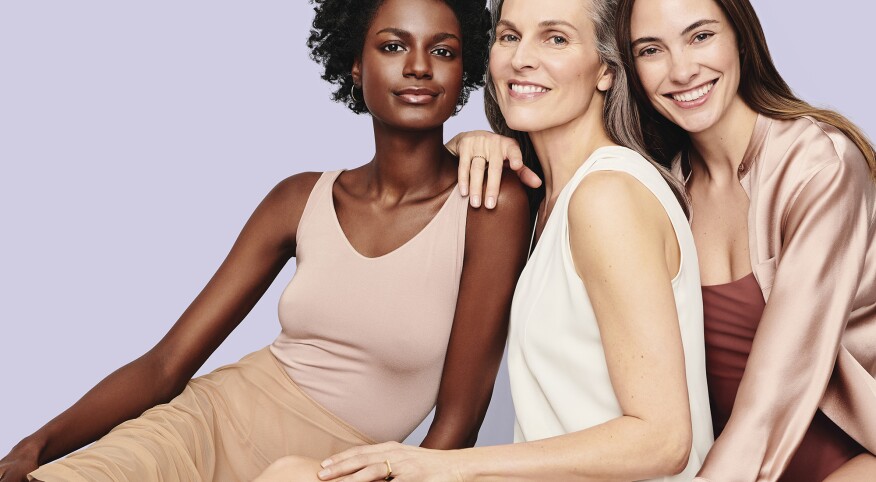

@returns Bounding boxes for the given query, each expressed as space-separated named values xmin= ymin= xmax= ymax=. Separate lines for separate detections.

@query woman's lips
xmin=665 ymin=79 xmax=717 ymax=109
xmin=508 ymin=81 xmax=551 ymax=101
xmin=395 ymin=87 xmax=439 ymax=104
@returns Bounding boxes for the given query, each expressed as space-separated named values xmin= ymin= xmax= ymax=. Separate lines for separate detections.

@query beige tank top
xmin=270 ymin=170 xmax=468 ymax=442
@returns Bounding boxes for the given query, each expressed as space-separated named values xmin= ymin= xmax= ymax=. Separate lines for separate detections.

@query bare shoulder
xmin=568 ymin=171 xmax=672 ymax=253
xmin=269 ymin=171 xmax=323 ymax=205
xmin=495 ymin=168 xmax=530 ymax=212
xmin=246 ymin=171 xmax=324 ymax=245
xmin=466 ymin=169 xmax=530 ymax=239
xmin=568 ymin=171 xmax=676 ymax=281
xmin=256 ymin=171 xmax=322 ymax=216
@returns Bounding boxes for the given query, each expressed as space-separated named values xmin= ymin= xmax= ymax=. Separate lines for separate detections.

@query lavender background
xmin=1 ymin=1 xmax=873 ymax=455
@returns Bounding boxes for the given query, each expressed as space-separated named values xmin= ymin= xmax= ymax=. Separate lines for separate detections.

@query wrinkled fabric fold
xmin=29 ymin=348 xmax=374 ymax=482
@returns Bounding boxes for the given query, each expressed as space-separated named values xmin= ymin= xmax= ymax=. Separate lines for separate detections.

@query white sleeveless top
xmin=508 ymin=146 xmax=713 ymax=480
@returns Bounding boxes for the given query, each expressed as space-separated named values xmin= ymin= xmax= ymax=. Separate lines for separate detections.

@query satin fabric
xmin=702 ymin=273 xmax=864 ymax=481
xmin=675 ymin=114 xmax=876 ymax=482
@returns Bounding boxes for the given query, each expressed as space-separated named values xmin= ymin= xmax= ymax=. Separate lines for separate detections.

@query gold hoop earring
xmin=351 ymin=84 xmax=362 ymax=103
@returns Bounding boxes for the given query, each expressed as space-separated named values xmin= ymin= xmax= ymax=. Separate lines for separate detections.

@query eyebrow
xmin=682 ymin=19 xmax=719 ymax=35
xmin=539 ymin=20 xmax=578 ymax=31
xmin=630 ymin=19 xmax=720 ymax=48
xmin=375 ymin=28 xmax=460 ymax=43
xmin=495 ymin=19 xmax=578 ymax=31
xmin=496 ymin=19 xmax=517 ymax=30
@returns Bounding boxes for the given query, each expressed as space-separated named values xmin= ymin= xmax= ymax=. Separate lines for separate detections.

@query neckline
xmin=738 ymin=112 xmax=771 ymax=177
xmin=679 ymin=113 xmax=771 ymax=184
xmin=701 ymin=271 xmax=756 ymax=289
xmin=328 ymin=170 xmax=460 ymax=261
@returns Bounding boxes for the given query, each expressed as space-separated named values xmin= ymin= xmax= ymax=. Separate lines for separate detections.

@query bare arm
xmin=420 ymin=170 xmax=531 ymax=449
xmin=0 ymin=173 xmax=320 ymax=481
xmin=319 ymin=172 xmax=695 ymax=481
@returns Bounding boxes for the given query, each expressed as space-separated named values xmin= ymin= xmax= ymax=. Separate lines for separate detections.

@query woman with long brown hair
xmin=616 ymin=0 xmax=876 ymax=480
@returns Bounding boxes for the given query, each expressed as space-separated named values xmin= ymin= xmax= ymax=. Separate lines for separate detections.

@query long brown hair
xmin=616 ymin=0 xmax=876 ymax=178
xmin=484 ymin=0 xmax=690 ymax=217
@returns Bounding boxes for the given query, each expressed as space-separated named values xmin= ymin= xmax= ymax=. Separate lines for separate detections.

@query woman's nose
xmin=404 ymin=49 xmax=433 ymax=79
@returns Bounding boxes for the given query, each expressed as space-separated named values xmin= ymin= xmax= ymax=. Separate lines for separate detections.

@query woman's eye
xmin=499 ymin=33 xmax=519 ymax=42
xmin=382 ymin=43 xmax=406 ymax=53
xmin=693 ymin=32 xmax=714 ymax=43
xmin=638 ymin=46 xmax=660 ymax=57
xmin=432 ymin=48 xmax=454 ymax=58
xmin=549 ymin=35 xmax=568 ymax=46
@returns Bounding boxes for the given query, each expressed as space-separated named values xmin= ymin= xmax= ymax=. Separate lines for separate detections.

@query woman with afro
xmin=1 ymin=1 xmax=531 ymax=481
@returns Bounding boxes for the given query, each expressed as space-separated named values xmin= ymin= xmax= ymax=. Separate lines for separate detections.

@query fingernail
xmin=486 ymin=196 xmax=496 ymax=209
xmin=318 ymin=469 xmax=329 ymax=479
xmin=471 ymin=195 xmax=481 ymax=208
xmin=460 ymin=185 xmax=468 ymax=196
xmin=320 ymin=459 xmax=331 ymax=468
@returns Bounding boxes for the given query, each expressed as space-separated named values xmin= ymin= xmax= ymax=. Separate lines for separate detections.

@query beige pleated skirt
xmin=29 ymin=347 xmax=376 ymax=482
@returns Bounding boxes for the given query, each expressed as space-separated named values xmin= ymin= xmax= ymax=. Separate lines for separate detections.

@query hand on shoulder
xmin=465 ymin=168 xmax=531 ymax=245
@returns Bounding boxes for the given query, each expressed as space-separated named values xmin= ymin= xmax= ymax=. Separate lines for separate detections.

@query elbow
xmin=142 ymin=349 xmax=189 ymax=402
xmin=655 ymin=425 xmax=693 ymax=476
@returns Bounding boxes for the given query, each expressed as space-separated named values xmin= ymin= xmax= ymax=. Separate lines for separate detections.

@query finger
xmin=319 ymin=454 xmax=386 ymax=481
xmin=484 ymin=138 xmax=505 ymax=209
xmin=336 ymin=462 xmax=391 ymax=482
xmin=322 ymin=442 xmax=394 ymax=468
xmin=503 ymin=140 xmax=524 ymax=171
xmin=468 ymin=152 xmax=487 ymax=208
xmin=517 ymin=166 xmax=543 ymax=188
xmin=456 ymin=140 xmax=473 ymax=197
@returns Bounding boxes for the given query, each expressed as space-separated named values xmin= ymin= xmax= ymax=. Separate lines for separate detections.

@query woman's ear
xmin=597 ymin=65 xmax=614 ymax=92
xmin=352 ymin=57 xmax=362 ymax=87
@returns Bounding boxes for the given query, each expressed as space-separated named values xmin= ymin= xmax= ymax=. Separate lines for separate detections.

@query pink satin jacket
xmin=675 ymin=114 xmax=876 ymax=482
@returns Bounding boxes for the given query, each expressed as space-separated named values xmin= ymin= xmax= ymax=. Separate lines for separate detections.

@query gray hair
xmin=484 ymin=0 xmax=689 ymax=216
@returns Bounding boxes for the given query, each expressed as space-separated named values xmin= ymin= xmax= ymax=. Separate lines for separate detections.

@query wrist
xmin=13 ymin=435 xmax=46 ymax=462
xmin=455 ymin=447 xmax=482 ymax=481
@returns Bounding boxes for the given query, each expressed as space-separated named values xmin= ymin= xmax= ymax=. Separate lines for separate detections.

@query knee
xmin=254 ymin=455 xmax=324 ymax=482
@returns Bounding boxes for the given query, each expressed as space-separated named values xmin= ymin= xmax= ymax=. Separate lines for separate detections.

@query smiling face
xmin=630 ymin=0 xmax=745 ymax=135
xmin=352 ymin=0 xmax=464 ymax=131
xmin=489 ymin=0 xmax=613 ymax=134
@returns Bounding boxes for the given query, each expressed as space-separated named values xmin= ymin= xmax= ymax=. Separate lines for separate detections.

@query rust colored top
xmin=703 ymin=273 xmax=863 ymax=482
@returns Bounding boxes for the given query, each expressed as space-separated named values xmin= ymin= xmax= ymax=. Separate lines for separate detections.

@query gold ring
xmin=471 ymin=155 xmax=487 ymax=163
xmin=383 ymin=459 xmax=393 ymax=480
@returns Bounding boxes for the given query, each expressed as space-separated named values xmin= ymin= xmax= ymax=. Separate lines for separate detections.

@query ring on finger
xmin=471 ymin=155 xmax=487 ymax=163
xmin=383 ymin=459 xmax=393 ymax=481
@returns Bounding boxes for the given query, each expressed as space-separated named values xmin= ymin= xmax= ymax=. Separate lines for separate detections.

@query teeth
xmin=672 ymin=81 xmax=714 ymax=102
xmin=511 ymin=83 xmax=549 ymax=94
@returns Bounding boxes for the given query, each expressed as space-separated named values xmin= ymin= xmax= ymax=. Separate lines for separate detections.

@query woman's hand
xmin=446 ymin=131 xmax=541 ymax=209
xmin=318 ymin=441 xmax=466 ymax=482
xmin=0 ymin=443 xmax=40 ymax=482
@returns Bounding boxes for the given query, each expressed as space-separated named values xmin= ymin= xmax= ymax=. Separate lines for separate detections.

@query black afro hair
xmin=307 ymin=0 xmax=491 ymax=114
